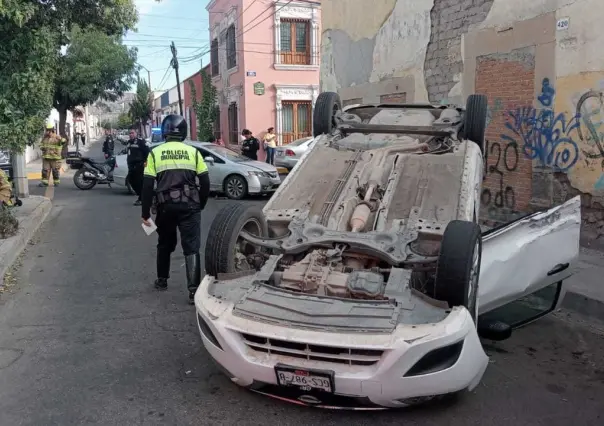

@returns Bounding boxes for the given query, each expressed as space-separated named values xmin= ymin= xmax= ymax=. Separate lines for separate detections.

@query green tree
xmin=54 ymin=26 xmax=137 ymax=137
xmin=128 ymin=78 xmax=153 ymax=137
xmin=0 ymin=0 xmax=137 ymax=151
xmin=101 ymin=119 xmax=114 ymax=130
xmin=117 ymin=112 xmax=132 ymax=129
xmin=189 ymin=68 xmax=218 ymax=141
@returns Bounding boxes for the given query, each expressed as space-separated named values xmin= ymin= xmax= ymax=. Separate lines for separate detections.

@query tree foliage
xmin=128 ymin=78 xmax=153 ymax=137
xmin=189 ymin=68 xmax=218 ymax=141
xmin=54 ymin=26 xmax=137 ymax=136
xmin=0 ymin=0 xmax=138 ymax=151
xmin=117 ymin=112 xmax=132 ymax=129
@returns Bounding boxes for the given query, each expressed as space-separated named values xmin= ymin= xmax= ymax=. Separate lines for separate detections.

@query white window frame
xmin=273 ymin=1 xmax=320 ymax=70
xmin=274 ymin=84 xmax=319 ymax=145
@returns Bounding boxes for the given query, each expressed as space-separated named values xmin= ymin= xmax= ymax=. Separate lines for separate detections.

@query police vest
xmin=143 ymin=142 xmax=208 ymax=204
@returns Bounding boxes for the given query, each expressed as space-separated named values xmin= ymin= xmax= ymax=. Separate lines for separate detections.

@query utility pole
xmin=170 ymin=41 xmax=183 ymax=116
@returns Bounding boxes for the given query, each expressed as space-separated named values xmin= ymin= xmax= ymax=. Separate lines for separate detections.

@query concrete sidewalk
xmin=0 ymin=196 xmax=51 ymax=286
xmin=562 ymin=247 xmax=604 ymax=321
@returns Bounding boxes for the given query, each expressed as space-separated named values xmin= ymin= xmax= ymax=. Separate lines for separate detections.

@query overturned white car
xmin=195 ymin=92 xmax=581 ymax=409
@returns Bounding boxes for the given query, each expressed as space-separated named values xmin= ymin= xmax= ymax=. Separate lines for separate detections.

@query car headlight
xmin=247 ymin=171 xmax=269 ymax=178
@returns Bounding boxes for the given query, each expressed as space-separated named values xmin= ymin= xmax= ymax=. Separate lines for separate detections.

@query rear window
xmin=289 ymin=137 xmax=312 ymax=147
xmin=151 ymin=134 xmax=163 ymax=143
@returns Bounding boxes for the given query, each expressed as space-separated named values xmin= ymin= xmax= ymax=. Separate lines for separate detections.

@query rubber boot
xmin=185 ymin=252 xmax=201 ymax=305
xmin=154 ymin=278 xmax=168 ymax=291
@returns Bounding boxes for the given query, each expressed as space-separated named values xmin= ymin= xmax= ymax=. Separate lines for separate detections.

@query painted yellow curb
xmin=27 ymin=166 xmax=67 ymax=180
xmin=277 ymin=167 xmax=289 ymax=174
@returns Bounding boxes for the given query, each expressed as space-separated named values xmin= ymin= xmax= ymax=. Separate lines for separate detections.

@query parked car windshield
xmin=289 ymin=137 xmax=313 ymax=147
xmin=204 ymin=144 xmax=251 ymax=162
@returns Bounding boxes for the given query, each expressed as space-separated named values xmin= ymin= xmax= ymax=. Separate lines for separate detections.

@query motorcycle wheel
xmin=73 ymin=168 xmax=97 ymax=190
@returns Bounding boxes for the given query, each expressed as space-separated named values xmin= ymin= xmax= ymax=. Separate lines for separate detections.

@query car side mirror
xmin=205 ymin=156 xmax=215 ymax=165
xmin=477 ymin=318 xmax=512 ymax=341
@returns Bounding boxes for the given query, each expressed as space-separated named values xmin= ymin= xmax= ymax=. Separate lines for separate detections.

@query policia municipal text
xmin=141 ymin=114 xmax=210 ymax=304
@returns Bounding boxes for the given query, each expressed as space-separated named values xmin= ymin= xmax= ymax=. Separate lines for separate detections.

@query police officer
xmin=126 ymin=128 xmax=150 ymax=206
xmin=102 ymin=129 xmax=115 ymax=158
xmin=39 ymin=123 xmax=66 ymax=187
xmin=141 ymin=114 xmax=210 ymax=304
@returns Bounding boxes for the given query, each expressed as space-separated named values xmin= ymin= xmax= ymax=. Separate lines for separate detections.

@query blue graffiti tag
xmin=502 ymin=107 xmax=581 ymax=172
xmin=537 ymin=78 xmax=555 ymax=107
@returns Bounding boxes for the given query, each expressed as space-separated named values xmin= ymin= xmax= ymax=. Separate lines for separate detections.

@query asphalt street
xmin=0 ymin=154 xmax=603 ymax=425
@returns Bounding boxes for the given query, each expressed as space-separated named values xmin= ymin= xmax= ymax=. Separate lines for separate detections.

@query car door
xmin=196 ymin=147 xmax=227 ymax=191
xmin=477 ymin=195 xmax=581 ymax=321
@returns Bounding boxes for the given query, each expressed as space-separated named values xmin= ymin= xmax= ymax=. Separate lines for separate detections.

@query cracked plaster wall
xmin=320 ymin=0 xmax=604 ymax=243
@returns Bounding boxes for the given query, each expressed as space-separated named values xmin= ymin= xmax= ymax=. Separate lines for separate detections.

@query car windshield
xmin=151 ymin=134 xmax=163 ymax=143
xmin=204 ymin=144 xmax=251 ymax=162
xmin=289 ymin=137 xmax=313 ymax=147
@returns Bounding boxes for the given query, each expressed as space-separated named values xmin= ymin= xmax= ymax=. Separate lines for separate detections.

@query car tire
xmin=205 ymin=203 xmax=269 ymax=276
xmin=313 ymin=91 xmax=342 ymax=137
xmin=462 ymin=94 xmax=488 ymax=153
xmin=223 ymin=174 xmax=248 ymax=200
xmin=73 ymin=168 xmax=97 ymax=190
xmin=433 ymin=220 xmax=482 ymax=321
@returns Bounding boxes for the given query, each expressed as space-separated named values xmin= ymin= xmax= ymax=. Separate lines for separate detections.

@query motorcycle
xmin=68 ymin=148 xmax=127 ymax=191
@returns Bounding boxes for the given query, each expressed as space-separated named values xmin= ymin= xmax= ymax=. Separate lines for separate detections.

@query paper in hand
xmin=142 ymin=218 xmax=157 ymax=236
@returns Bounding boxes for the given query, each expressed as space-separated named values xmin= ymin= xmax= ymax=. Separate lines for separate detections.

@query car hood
xmin=241 ymin=160 xmax=278 ymax=173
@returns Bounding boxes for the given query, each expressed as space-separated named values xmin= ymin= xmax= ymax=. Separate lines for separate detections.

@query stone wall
xmin=320 ymin=0 xmax=604 ymax=246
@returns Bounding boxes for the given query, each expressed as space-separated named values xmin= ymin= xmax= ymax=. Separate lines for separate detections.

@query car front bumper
xmin=194 ymin=276 xmax=489 ymax=409
xmin=247 ymin=175 xmax=281 ymax=194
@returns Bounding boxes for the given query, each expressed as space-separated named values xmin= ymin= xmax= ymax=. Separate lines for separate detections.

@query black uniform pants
xmin=155 ymin=203 xmax=201 ymax=280
xmin=127 ymin=162 xmax=145 ymax=197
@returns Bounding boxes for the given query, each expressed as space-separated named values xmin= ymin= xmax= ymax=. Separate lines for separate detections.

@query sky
xmin=123 ymin=0 xmax=212 ymax=93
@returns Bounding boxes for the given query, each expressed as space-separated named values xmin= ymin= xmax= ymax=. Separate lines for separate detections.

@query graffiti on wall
xmin=481 ymin=139 xmax=518 ymax=212
xmin=575 ymin=90 xmax=604 ymax=190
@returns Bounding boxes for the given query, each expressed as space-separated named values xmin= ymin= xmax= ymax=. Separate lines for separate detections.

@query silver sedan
xmin=274 ymin=136 xmax=315 ymax=170
xmin=113 ymin=141 xmax=281 ymax=200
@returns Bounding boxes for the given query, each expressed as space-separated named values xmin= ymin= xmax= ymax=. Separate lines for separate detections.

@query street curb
xmin=0 ymin=196 xmax=52 ymax=287
xmin=561 ymin=290 xmax=604 ymax=323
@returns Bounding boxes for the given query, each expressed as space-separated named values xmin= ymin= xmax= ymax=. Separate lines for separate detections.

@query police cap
xmin=161 ymin=114 xmax=188 ymax=141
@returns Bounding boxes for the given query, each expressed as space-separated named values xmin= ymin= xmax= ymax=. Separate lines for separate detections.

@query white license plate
xmin=275 ymin=365 xmax=334 ymax=393
xmin=276 ymin=151 xmax=284 ymax=156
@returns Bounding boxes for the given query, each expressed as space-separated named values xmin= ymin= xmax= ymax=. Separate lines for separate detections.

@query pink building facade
xmin=207 ymin=0 xmax=321 ymax=155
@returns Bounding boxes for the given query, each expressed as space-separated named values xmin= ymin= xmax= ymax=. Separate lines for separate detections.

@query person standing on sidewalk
xmin=241 ymin=129 xmax=260 ymax=160
xmin=39 ymin=123 xmax=66 ymax=187
xmin=263 ymin=127 xmax=277 ymax=165
xmin=126 ymin=129 xmax=149 ymax=206
xmin=141 ymin=114 xmax=210 ymax=304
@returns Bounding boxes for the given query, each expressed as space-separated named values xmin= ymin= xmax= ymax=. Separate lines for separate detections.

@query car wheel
xmin=462 ymin=94 xmax=488 ymax=153
xmin=73 ymin=168 xmax=97 ymax=190
xmin=433 ymin=220 xmax=482 ymax=322
xmin=204 ymin=203 xmax=269 ymax=276
xmin=312 ymin=92 xmax=342 ymax=137
xmin=223 ymin=174 xmax=248 ymax=200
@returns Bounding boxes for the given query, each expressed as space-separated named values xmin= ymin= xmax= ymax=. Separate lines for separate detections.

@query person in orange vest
xmin=39 ymin=123 xmax=66 ymax=187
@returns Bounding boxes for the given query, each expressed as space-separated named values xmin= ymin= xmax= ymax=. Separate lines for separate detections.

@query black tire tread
xmin=204 ymin=203 xmax=268 ymax=276
xmin=313 ymin=92 xmax=342 ymax=137
xmin=434 ymin=220 xmax=482 ymax=310
xmin=463 ymin=94 xmax=488 ymax=151
xmin=73 ymin=169 xmax=96 ymax=190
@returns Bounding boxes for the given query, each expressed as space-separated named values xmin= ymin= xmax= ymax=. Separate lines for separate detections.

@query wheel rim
xmin=76 ymin=171 xmax=92 ymax=187
xmin=227 ymin=177 xmax=244 ymax=198
xmin=234 ymin=218 xmax=262 ymax=271
xmin=468 ymin=240 xmax=480 ymax=320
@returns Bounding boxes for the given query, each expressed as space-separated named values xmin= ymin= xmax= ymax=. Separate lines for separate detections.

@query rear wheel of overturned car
xmin=312 ymin=91 xmax=342 ymax=137
xmin=433 ymin=220 xmax=482 ymax=322
xmin=462 ymin=94 xmax=488 ymax=153
xmin=204 ymin=203 xmax=269 ymax=276
xmin=223 ymin=174 xmax=248 ymax=200
xmin=73 ymin=168 xmax=96 ymax=190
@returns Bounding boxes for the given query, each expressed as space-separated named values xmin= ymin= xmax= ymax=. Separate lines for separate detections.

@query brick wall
xmin=424 ymin=0 xmax=494 ymax=103
xmin=474 ymin=48 xmax=536 ymax=223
